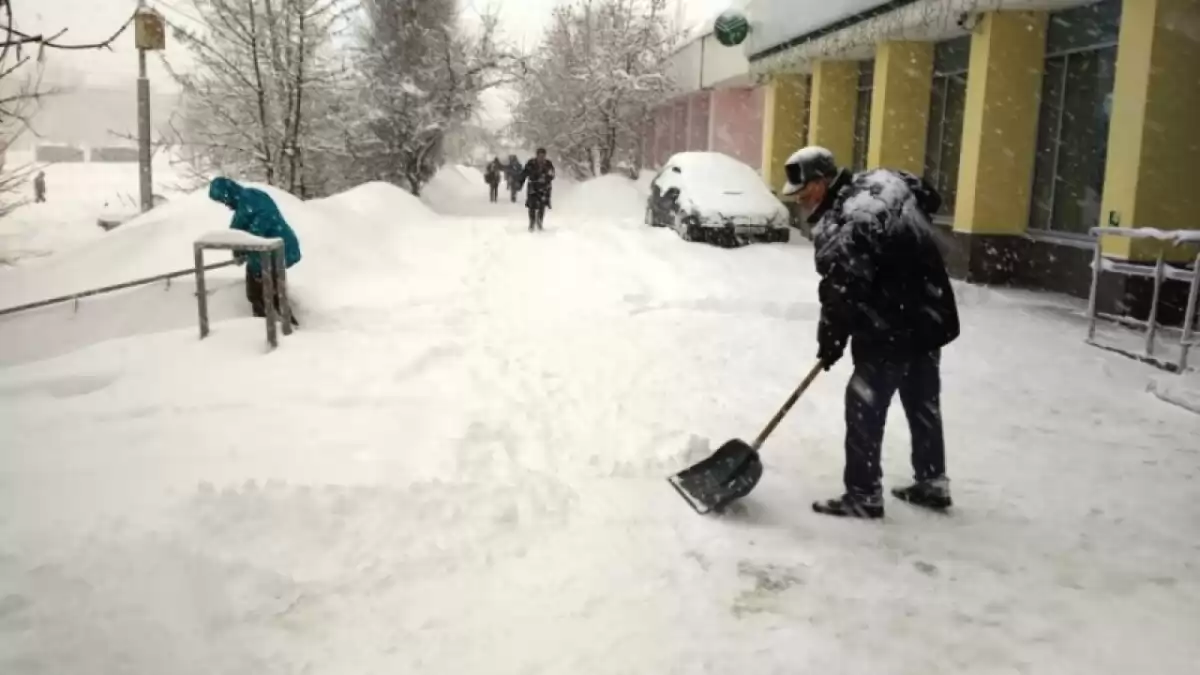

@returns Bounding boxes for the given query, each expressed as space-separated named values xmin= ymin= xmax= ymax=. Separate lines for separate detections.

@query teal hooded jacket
xmin=208 ymin=177 xmax=302 ymax=274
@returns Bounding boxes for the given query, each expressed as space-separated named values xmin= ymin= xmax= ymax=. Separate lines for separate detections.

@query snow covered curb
xmin=1148 ymin=373 xmax=1200 ymax=415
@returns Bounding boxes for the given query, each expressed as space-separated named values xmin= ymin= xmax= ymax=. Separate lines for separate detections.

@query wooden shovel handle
xmin=751 ymin=360 xmax=825 ymax=452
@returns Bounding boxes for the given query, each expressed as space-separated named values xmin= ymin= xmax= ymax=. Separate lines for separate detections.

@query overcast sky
xmin=22 ymin=0 xmax=729 ymax=124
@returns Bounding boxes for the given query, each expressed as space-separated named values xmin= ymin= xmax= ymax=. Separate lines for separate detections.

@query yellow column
xmin=1100 ymin=0 xmax=1200 ymax=260
xmin=759 ymin=75 xmax=809 ymax=194
xmin=807 ymin=61 xmax=859 ymax=168
xmin=868 ymin=41 xmax=934 ymax=174
xmin=954 ymin=11 xmax=1047 ymax=235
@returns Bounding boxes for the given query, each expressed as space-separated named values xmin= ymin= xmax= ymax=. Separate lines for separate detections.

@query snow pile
xmin=555 ymin=174 xmax=645 ymax=219
xmin=195 ymin=229 xmax=279 ymax=247
xmin=1149 ymin=372 xmax=1200 ymax=414
xmin=421 ymin=164 xmax=491 ymax=212
xmin=310 ymin=181 xmax=433 ymax=223
xmin=653 ymin=151 xmax=788 ymax=226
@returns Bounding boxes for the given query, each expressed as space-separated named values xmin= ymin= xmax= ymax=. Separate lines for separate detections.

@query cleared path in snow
xmin=0 ymin=173 xmax=1198 ymax=673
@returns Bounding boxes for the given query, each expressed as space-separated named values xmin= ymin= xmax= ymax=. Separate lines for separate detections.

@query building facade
xmin=648 ymin=0 xmax=1200 ymax=320
xmin=644 ymin=30 xmax=766 ymax=173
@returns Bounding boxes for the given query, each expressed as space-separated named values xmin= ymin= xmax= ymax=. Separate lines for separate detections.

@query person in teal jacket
xmin=208 ymin=177 xmax=301 ymax=321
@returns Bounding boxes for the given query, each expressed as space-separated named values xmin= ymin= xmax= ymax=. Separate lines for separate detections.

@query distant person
xmin=33 ymin=171 xmax=46 ymax=203
xmin=485 ymin=157 xmax=503 ymax=203
xmin=505 ymin=154 xmax=522 ymax=202
xmin=781 ymin=146 xmax=958 ymax=519
xmin=208 ymin=177 xmax=301 ymax=324
xmin=521 ymin=148 xmax=555 ymax=231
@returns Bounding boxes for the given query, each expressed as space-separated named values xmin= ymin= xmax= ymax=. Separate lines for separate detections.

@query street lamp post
xmin=134 ymin=3 xmax=166 ymax=213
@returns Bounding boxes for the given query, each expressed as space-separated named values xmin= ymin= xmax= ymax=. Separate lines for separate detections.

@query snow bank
xmin=654 ymin=152 xmax=788 ymax=226
xmin=1149 ymin=373 xmax=1200 ymax=415
xmin=556 ymin=174 xmax=645 ymax=219
xmin=310 ymin=181 xmax=432 ymax=222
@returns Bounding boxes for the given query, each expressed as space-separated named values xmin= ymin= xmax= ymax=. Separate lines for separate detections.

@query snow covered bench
xmin=193 ymin=230 xmax=293 ymax=349
xmin=1086 ymin=226 xmax=1200 ymax=373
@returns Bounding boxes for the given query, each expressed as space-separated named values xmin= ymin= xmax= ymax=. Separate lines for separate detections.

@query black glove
xmin=816 ymin=322 xmax=846 ymax=370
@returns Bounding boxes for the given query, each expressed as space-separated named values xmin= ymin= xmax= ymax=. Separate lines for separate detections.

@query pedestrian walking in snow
xmin=781 ymin=146 xmax=959 ymax=519
xmin=522 ymin=148 xmax=555 ymax=231
xmin=505 ymin=154 xmax=522 ymax=202
xmin=33 ymin=171 xmax=46 ymax=203
xmin=485 ymin=157 xmax=503 ymax=203
xmin=208 ymin=177 xmax=302 ymax=324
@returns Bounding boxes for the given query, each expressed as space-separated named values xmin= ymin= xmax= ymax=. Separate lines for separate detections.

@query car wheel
xmin=674 ymin=212 xmax=690 ymax=241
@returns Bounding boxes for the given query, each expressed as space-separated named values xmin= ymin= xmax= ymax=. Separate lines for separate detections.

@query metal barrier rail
xmin=1086 ymin=226 xmax=1200 ymax=373
xmin=0 ymin=260 xmax=239 ymax=318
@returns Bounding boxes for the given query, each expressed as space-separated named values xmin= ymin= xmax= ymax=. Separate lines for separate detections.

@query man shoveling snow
xmin=782 ymin=146 xmax=959 ymax=519
xmin=209 ymin=177 xmax=302 ymax=323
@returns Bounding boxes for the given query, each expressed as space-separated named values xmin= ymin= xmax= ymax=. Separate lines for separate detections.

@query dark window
xmin=1029 ymin=0 xmax=1121 ymax=235
xmin=852 ymin=60 xmax=873 ymax=172
xmin=923 ymin=36 xmax=971 ymax=216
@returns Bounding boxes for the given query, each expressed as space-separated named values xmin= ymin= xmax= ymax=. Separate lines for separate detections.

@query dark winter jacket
xmin=506 ymin=159 xmax=522 ymax=184
xmin=209 ymin=177 xmax=302 ymax=275
xmin=485 ymin=161 xmax=502 ymax=185
xmin=810 ymin=168 xmax=959 ymax=362
xmin=522 ymin=158 xmax=555 ymax=208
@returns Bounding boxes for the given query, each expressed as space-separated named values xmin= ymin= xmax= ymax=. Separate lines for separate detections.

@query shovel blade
xmin=667 ymin=438 xmax=763 ymax=514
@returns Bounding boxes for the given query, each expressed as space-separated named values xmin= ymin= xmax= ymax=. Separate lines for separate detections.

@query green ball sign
xmin=714 ymin=9 xmax=750 ymax=47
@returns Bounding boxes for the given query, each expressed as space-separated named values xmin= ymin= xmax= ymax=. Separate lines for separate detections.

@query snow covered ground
xmin=1 ymin=166 xmax=1198 ymax=674
xmin=0 ymin=151 xmax=191 ymax=266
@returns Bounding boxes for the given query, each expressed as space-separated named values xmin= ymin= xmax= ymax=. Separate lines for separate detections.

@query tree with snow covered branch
xmin=512 ymin=0 xmax=676 ymax=178
xmin=163 ymin=0 xmax=353 ymax=198
xmin=334 ymin=0 xmax=514 ymax=196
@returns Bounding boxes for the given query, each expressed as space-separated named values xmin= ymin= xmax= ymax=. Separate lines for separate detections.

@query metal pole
xmin=194 ymin=247 xmax=209 ymax=339
xmin=136 ymin=2 xmax=153 ymax=213
xmin=1179 ymin=253 xmax=1200 ymax=372
xmin=261 ymin=252 xmax=278 ymax=348
xmin=275 ymin=248 xmax=293 ymax=336
xmin=1145 ymin=250 xmax=1165 ymax=357
xmin=1086 ymin=234 xmax=1104 ymax=341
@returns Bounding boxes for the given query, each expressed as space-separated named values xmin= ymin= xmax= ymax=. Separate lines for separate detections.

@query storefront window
xmin=923 ymin=36 xmax=970 ymax=216
xmin=1029 ymin=0 xmax=1121 ymax=235
xmin=852 ymin=60 xmax=873 ymax=171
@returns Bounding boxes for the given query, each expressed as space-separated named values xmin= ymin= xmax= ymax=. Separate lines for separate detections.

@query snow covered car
xmin=645 ymin=152 xmax=791 ymax=246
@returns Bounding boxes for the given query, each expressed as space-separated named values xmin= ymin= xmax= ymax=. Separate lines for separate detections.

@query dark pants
xmin=245 ymin=266 xmax=284 ymax=319
xmin=489 ymin=183 xmax=499 ymax=202
xmin=844 ymin=350 xmax=946 ymax=496
xmin=528 ymin=206 xmax=545 ymax=230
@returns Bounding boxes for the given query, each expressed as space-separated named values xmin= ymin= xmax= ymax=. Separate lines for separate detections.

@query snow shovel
xmin=668 ymin=360 xmax=825 ymax=515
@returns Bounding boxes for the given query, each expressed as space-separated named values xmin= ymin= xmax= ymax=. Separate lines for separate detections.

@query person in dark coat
xmin=781 ymin=146 xmax=959 ymax=519
xmin=209 ymin=177 xmax=302 ymax=323
xmin=33 ymin=171 xmax=46 ymax=203
xmin=485 ymin=157 xmax=503 ymax=203
xmin=505 ymin=155 xmax=522 ymax=202
xmin=522 ymin=148 xmax=555 ymax=231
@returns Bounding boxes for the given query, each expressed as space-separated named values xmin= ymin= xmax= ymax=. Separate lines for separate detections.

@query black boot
xmin=892 ymin=477 xmax=951 ymax=511
xmin=812 ymin=492 xmax=884 ymax=519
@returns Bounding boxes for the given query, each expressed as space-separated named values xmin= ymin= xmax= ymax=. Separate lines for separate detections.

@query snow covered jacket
xmin=209 ymin=177 xmax=302 ymax=275
xmin=810 ymin=168 xmax=959 ymax=362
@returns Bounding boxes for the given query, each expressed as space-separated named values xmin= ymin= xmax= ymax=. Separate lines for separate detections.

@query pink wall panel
xmin=710 ymin=87 xmax=764 ymax=172
xmin=687 ymin=92 xmax=711 ymax=152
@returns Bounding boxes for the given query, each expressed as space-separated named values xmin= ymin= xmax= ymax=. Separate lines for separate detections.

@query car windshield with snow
xmin=646 ymin=152 xmax=791 ymax=246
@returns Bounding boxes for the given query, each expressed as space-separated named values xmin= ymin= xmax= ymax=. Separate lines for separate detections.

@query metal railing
xmin=0 ymin=260 xmax=238 ymax=318
xmin=1086 ymin=226 xmax=1200 ymax=373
